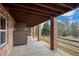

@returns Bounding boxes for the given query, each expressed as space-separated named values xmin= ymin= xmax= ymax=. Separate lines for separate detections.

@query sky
xmin=41 ymin=8 xmax=79 ymax=29
xmin=57 ymin=8 xmax=79 ymax=22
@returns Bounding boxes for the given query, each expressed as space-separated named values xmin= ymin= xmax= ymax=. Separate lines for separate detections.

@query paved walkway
xmin=10 ymin=37 xmax=71 ymax=56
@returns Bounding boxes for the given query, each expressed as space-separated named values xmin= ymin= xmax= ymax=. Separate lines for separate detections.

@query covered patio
xmin=0 ymin=3 xmax=78 ymax=55
xmin=10 ymin=36 xmax=71 ymax=56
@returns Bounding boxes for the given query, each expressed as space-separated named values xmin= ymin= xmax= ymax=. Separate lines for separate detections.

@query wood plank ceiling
xmin=3 ymin=3 xmax=79 ymax=27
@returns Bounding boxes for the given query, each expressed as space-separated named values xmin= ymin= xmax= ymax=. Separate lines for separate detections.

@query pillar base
xmin=50 ymin=48 xmax=54 ymax=50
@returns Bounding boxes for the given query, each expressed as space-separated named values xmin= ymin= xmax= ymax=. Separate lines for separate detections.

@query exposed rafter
xmin=3 ymin=3 xmax=77 ymax=27
xmin=59 ymin=3 xmax=74 ymax=9
xmin=34 ymin=3 xmax=65 ymax=13
xmin=11 ymin=4 xmax=59 ymax=16
xmin=10 ymin=11 xmax=29 ymax=16
xmin=9 ymin=8 xmax=49 ymax=17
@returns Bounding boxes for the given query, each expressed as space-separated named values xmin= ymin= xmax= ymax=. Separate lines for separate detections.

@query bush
xmin=42 ymin=21 xmax=50 ymax=36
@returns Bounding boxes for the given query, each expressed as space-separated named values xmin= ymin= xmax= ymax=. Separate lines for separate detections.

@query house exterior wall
xmin=13 ymin=23 xmax=27 ymax=46
xmin=0 ymin=4 xmax=14 ymax=56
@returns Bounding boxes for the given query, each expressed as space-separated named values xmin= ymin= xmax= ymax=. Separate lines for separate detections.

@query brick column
xmin=13 ymin=23 xmax=27 ymax=46
xmin=50 ymin=16 xmax=57 ymax=50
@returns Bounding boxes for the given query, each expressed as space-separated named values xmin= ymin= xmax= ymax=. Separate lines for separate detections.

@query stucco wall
xmin=0 ymin=4 xmax=14 ymax=56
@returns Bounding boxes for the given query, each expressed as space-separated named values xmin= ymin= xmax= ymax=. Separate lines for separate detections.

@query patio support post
xmin=37 ymin=25 xmax=40 ymax=41
xmin=39 ymin=24 xmax=41 ymax=41
xmin=34 ymin=26 xmax=36 ymax=37
xmin=50 ymin=16 xmax=57 ymax=50
xmin=33 ymin=27 xmax=35 ymax=38
xmin=31 ymin=28 xmax=32 ymax=37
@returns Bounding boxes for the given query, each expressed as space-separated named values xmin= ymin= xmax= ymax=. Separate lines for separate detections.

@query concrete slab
xmin=9 ymin=37 xmax=71 ymax=56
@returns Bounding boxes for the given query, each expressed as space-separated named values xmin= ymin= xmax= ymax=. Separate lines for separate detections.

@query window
xmin=0 ymin=13 xmax=7 ymax=47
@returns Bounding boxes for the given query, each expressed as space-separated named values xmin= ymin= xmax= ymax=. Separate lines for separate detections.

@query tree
xmin=71 ymin=21 xmax=79 ymax=37
xmin=57 ymin=22 xmax=64 ymax=36
xmin=42 ymin=21 xmax=50 ymax=36
xmin=62 ymin=16 xmax=70 ymax=36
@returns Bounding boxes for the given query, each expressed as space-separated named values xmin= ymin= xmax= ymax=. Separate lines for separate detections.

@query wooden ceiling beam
xmin=10 ymin=9 xmax=48 ymax=17
xmin=14 ymin=14 xmax=49 ymax=27
xmin=9 ymin=8 xmax=49 ymax=17
xmin=29 ymin=17 xmax=49 ymax=27
xmin=11 ymin=4 xmax=59 ymax=16
xmin=59 ymin=3 xmax=74 ymax=9
xmin=10 ymin=10 xmax=31 ymax=16
xmin=34 ymin=3 xmax=65 ymax=13
xmin=10 ymin=10 xmax=49 ymax=22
